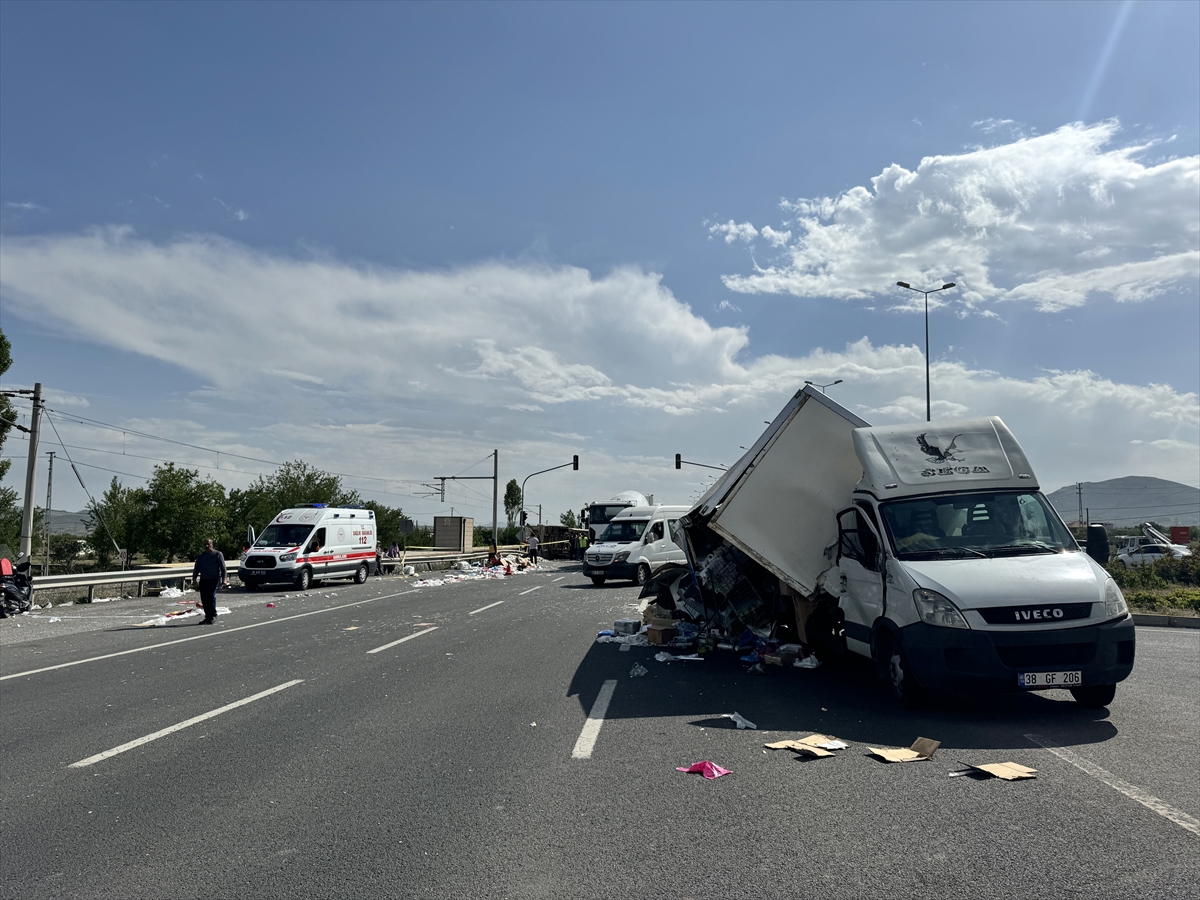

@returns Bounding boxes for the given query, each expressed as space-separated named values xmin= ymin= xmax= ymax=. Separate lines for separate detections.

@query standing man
xmin=192 ymin=538 xmax=227 ymax=625
xmin=527 ymin=532 xmax=539 ymax=566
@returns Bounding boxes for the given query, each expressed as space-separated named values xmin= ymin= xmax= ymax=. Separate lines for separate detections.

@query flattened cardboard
xmin=765 ymin=734 xmax=846 ymax=758
xmin=968 ymin=762 xmax=1037 ymax=780
xmin=868 ymin=736 xmax=941 ymax=763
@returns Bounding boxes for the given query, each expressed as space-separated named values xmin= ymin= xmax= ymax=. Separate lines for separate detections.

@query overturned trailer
xmin=673 ymin=387 xmax=868 ymax=657
xmin=672 ymin=384 xmax=1135 ymax=708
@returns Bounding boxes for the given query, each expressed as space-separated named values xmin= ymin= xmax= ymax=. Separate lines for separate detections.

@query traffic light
xmin=675 ymin=453 xmax=681 ymax=470
xmin=572 ymin=454 xmax=579 ymax=470
xmin=520 ymin=510 xmax=527 ymax=526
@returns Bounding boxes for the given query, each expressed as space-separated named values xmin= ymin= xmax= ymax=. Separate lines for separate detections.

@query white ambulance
xmin=239 ymin=505 xmax=376 ymax=591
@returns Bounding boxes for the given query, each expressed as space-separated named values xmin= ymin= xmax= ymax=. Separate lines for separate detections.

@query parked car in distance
xmin=1115 ymin=543 xmax=1192 ymax=568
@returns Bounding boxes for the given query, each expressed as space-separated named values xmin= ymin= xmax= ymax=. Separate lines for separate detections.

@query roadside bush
xmin=1106 ymin=555 xmax=1199 ymax=590
xmin=1123 ymin=589 xmax=1200 ymax=613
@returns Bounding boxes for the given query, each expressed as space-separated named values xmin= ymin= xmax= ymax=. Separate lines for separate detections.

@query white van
xmin=239 ymin=505 xmax=376 ymax=591
xmin=583 ymin=505 xmax=689 ymax=585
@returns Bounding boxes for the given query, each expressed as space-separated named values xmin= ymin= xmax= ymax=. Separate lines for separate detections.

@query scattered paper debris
xmin=676 ymin=761 xmax=731 ymax=779
xmin=765 ymin=734 xmax=848 ymax=758
xmin=794 ymin=655 xmax=822 ymax=669
xmin=950 ymin=762 xmax=1038 ymax=781
xmin=160 ymin=587 xmax=190 ymax=598
xmin=49 ymin=616 xmax=61 ymax=623
xmin=629 ymin=663 xmax=648 ymax=677
xmin=723 ymin=712 xmax=757 ymax=730
xmin=654 ymin=651 xmax=703 ymax=662
xmin=868 ymin=737 xmax=941 ymax=763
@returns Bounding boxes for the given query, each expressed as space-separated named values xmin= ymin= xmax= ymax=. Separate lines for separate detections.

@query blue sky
xmin=2 ymin=1 xmax=1197 ymax=525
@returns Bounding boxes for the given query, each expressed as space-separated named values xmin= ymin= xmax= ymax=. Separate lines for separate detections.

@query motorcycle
xmin=0 ymin=556 xmax=34 ymax=618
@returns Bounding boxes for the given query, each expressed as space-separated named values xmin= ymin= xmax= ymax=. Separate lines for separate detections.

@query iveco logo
xmin=1015 ymin=608 xmax=1065 ymax=621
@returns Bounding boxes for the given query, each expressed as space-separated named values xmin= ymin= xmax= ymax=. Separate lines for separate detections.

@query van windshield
xmin=599 ymin=520 xmax=648 ymax=543
xmin=589 ymin=504 xmax=630 ymax=526
xmin=254 ymin=524 xmax=314 ymax=548
xmin=880 ymin=491 xmax=1077 ymax=560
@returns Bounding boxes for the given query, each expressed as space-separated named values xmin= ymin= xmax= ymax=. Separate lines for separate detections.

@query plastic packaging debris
xmin=614 ymin=618 xmax=641 ymax=635
xmin=629 ymin=663 xmax=648 ymax=677
xmin=765 ymin=734 xmax=847 ymax=757
xmin=654 ymin=651 xmax=703 ymax=662
xmin=455 ymin=560 xmax=472 ymax=572
xmin=676 ymin=761 xmax=732 ymax=779
xmin=868 ymin=737 xmax=941 ymax=763
xmin=794 ymin=655 xmax=822 ymax=669
xmin=949 ymin=762 xmax=1038 ymax=780
xmin=723 ymin=712 xmax=757 ymax=730
xmin=596 ymin=633 xmax=649 ymax=646
xmin=403 ymin=565 xmax=416 ymax=576
xmin=266 ymin=602 xmax=276 ymax=608
xmin=49 ymin=616 xmax=61 ymax=623
xmin=160 ymin=587 xmax=190 ymax=598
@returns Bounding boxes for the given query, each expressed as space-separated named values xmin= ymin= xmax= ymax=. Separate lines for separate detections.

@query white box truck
xmin=239 ymin=504 xmax=377 ymax=591
xmin=679 ymin=385 xmax=1134 ymax=708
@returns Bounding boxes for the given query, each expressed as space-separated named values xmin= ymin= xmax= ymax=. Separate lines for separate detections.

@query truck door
xmin=306 ymin=527 xmax=327 ymax=578
xmin=836 ymin=507 xmax=885 ymax=655
xmin=643 ymin=519 xmax=666 ymax=567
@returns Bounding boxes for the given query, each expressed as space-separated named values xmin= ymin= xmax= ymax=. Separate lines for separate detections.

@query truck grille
xmin=245 ymin=555 xmax=276 ymax=569
xmin=589 ymin=554 xmax=613 ymax=564
xmin=976 ymin=602 xmax=1092 ymax=625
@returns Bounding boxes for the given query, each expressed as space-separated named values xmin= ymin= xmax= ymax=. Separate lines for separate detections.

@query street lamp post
xmin=804 ymin=379 xmax=842 ymax=395
xmin=895 ymin=281 xmax=955 ymax=422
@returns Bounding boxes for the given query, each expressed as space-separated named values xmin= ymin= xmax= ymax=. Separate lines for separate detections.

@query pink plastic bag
xmin=676 ymin=761 xmax=731 ymax=779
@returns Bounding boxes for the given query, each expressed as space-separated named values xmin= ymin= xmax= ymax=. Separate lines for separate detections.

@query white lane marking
xmin=571 ymin=679 xmax=618 ymax=760
xmin=2 ymin=591 xmax=420 ymax=681
xmin=519 ymin=586 xmax=543 ymax=596
xmin=70 ymin=680 xmax=304 ymax=768
xmin=553 ymin=576 xmax=565 ymax=582
xmin=367 ymin=626 xmax=438 ymax=654
xmin=1025 ymin=734 xmax=1200 ymax=837
xmin=469 ymin=601 xmax=505 ymax=616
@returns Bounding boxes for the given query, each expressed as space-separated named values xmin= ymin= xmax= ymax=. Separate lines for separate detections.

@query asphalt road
xmin=2 ymin=563 xmax=1197 ymax=900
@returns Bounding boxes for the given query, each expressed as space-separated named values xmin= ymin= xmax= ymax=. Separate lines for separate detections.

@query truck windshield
xmin=880 ymin=491 xmax=1077 ymax=560
xmin=589 ymin=504 xmax=630 ymax=526
xmin=599 ymin=520 xmax=648 ymax=542
xmin=254 ymin=524 xmax=314 ymax=548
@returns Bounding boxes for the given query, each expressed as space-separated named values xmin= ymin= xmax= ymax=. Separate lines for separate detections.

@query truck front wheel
xmin=635 ymin=564 xmax=651 ymax=586
xmin=1070 ymin=684 xmax=1116 ymax=707
xmin=590 ymin=575 xmax=606 ymax=586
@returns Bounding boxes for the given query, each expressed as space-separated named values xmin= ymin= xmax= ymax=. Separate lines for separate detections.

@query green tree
xmin=49 ymin=533 xmax=83 ymax=573
xmin=559 ymin=509 xmax=578 ymax=528
xmin=85 ymin=478 xmax=147 ymax=567
xmin=223 ymin=460 xmax=361 ymax=554
xmin=363 ymin=500 xmax=411 ymax=548
xmin=0 ymin=330 xmax=21 ymax=556
xmin=139 ymin=463 xmax=227 ymax=563
xmin=503 ymin=478 xmax=522 ymax=528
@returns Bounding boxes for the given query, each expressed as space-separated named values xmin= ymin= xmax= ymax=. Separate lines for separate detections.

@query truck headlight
xmin=1104 ymin=579 xmax=1128 ymax=620
xmin=613 ymin=551 xmax=630 ymax=563
xmin=279 ymin=552 xmax=297 ymax=563
xmin=913 ymin=588 xmax=969 ymax=629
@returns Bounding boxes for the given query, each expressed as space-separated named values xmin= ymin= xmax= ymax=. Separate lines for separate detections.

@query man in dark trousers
xmin=192 ymin=538 xmax=227 ymax=625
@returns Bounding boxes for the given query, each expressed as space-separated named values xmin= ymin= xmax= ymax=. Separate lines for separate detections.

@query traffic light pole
xmin=674 ymin=453 xmax=727 ymax=472
xmin=520 ymin=456 xmax=579 ymax=528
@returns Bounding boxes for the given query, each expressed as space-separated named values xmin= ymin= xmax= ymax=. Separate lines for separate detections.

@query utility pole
xmin=19 ymin=383 xmax=43 ymax=562
xmin=43 ymin=451 xmax=55 ymax=577
xmin=492 ymin=449 xmax=498 ymax=550
xmin=1077 ymin=482 xmax=1084 ymax=530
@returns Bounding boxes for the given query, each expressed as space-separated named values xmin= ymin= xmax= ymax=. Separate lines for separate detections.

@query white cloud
xmin=708 ymin=220 xmax=758 ymax=244
xmin=6 ymin=201 xmax=46 ymax=212
xmin=760 ymin=226 xmax=791 ymax=247
xmin=1 ymin=228 xmax=1195 ymax=518
xmin=716 ymin=121 xmax=1199 ymax=312
xmin=717 ymin=299 xmax=741 ymax=313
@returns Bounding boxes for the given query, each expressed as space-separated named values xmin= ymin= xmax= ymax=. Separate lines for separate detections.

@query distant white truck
xmin=680 ymin=385 xmax=1135 ymax=708
xmin=581 ymin=491 xmax=649 ymax=543
xmin=239 ymin=505 xmax=377 ymax=591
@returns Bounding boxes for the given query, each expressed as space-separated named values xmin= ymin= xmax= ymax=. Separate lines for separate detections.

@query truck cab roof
xmin=852 ymin=416 xmax=1038 ymax=500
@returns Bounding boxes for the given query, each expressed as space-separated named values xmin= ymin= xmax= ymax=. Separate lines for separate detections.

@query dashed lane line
xmin=519 ymin=586 xmax=543 ymax=596
xmin=469 ymin=601 xmax=505 ymax=615
xmin=70 ymin=679 xmax=304 ymax=768
xmin=571 ymin=679 xmax=618 ymax=760
xmin=1025 ymin=733 xmax=1200 ymax=837
xmin=2 ymin=590 xmax=421 ymax=682
xmin=553 ymin=576 xmax=565 ymax=582
xmin=367 ymin=626 xmax=439 ymax=654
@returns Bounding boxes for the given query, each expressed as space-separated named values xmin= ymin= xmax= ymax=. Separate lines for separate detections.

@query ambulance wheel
xmin=635 ymin=564 xmax=651 ymax=586
xmin=294 ymin=568 xmax=311 ymax=591
xmin=354 ymin=562 xmax=369 ymax=584
xmin=590 ymin=575 xmax=606 ymax=586
xmin=888 ymin=639 xmax=925 ymax=708
xmin=1070 ymin=684 xmax=1116 ymax=707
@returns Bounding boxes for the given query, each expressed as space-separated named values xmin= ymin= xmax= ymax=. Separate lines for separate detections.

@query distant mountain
xmin=1045 ymin=476 xmax=1200 ymax=527
xmin=47 ymin=509 xmax=90 ymax=536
